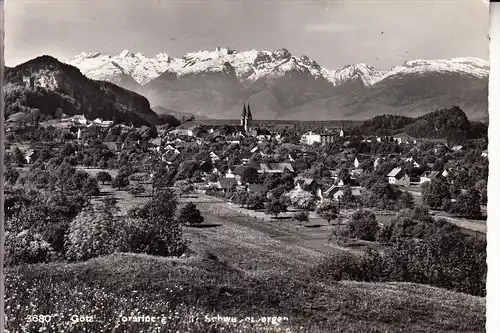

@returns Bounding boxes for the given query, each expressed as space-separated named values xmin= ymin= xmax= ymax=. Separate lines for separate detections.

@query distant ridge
xmin=63 ymin=48 xmax=489 ymax=121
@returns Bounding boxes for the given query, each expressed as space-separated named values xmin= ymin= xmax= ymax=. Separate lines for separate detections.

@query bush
xmin=65 ymin=206 xmax=126 ymax=262
xmin=178 ymin=202 xmax=204 ymax=225
xmin=312 ymin=251 xmax=361 ymax=281
xmin=112 ymin=174 xmax=130 ymax=190
xmin=124 ymin=217 xmax=188 ymax=257
xmin=294 ymin=211 xmax=309 ymax=224
xmin=129 ymin=184 xmax=146 ymax=197
xmin=5 ymin=230 xmax=53 ymax=266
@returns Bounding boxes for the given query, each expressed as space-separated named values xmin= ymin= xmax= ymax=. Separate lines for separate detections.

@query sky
xmin=4 ymin=0 xmax=490 ymax=70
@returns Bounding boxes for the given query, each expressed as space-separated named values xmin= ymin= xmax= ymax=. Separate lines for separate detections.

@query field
xmin=6 ymin=198 xmax=486 ymax=332
xmin=6 ymin=167 xmax=487 ymax=332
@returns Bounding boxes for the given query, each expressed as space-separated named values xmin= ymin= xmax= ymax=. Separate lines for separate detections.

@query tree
xmin=453 ymin=188 xmax=481 ymax=218
xmin=396 ymin=191 xmax=415 ymax=210
xmin=125 ymin=190 xmax=187 ymax=257
xmin=422 ymin=178 xmax=450 ymax=209
xmin=4 ymin=165 xmax=20 ymax=185
xmin=112 ymin=174 xmax=130 ymax=190
xmin=129 ymin=184 xmax=146 ymax=197
xmin=96 ymin=171 xmax=112 ymax=184
xmin=5 ymin=230 xmax=53 ymax=266
xmin=117 ymin=163 xmax=134 ymax=178
xmin=294 ymin=211 xmax=309 ymax=225
xmin=65 ymin=205 xmax=125 ymax=262
xmin=152 ymin=167 xmax=174 ymax=192
xmin=347 ymin=209 xmax=379 ymax=241
xmin=12 ymin=147 xmax=26 ymax=166
xmin=178 ymin=202 xmax=204 ymax=225
xmin=246 ymin=193 xmax=266 ymax=210
xmin=316 ymin=200 xmax=338 ymax=225
xmin=233 ymin=190 xmax=249 ymax=207
xmin=240 ymin=167 xmax=259 ymax=184
xmin=83 ymin=177 xmax=100 ymax=197
xmin=287 ymin=187 xmax=316 ymax=210
xmin=265 ymin=198 xmax=288 ymax=218
xmin=176 ymin=160 xmax=199 ymax=180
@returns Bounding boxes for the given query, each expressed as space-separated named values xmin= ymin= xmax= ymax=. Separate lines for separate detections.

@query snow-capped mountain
xmin=386 ymin=57 xmax=489 ymax=79
xmin=66 ymin=48 xmax=489 ymax=120
xmin=68 ymin=50 xmax=179 ymax=85
xmin=67 ymin=47 xmax=489 ymax=87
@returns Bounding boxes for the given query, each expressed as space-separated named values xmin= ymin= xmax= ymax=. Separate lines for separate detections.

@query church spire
xmin=241 ymin=102 xmax=247 ymax=127
xmin=246 ymin=102 xmax=252 ymax=121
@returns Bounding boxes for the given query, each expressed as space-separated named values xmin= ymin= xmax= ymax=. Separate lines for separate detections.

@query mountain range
xmin=67 ymin=47 xmax=489 ymax=121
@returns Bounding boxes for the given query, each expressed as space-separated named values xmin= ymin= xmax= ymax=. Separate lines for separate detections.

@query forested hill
xmin=353 ymin=106 xmax=487 ymax=141
xmin=3 ymin=55 xmax=171 ymax=127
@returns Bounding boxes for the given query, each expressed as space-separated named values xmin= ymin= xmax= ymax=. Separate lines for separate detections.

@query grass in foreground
xmin=6 ymin=217 xmax=485 ymax=333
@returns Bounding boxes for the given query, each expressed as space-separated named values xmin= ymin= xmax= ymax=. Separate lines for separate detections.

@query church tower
xmin=241 ymin=103 xmax=247 ymax=128
xmin=245 ymin=102 xmax=253 ymax=132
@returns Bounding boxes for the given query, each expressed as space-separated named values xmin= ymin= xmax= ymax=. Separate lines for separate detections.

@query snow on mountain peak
xmin=386 ymin=57 xmax=489 ymax=79
xmin=67 ymin=48 xmax=489 ymax=88
xmin=118 ymin=50 xmax=134 ymax=57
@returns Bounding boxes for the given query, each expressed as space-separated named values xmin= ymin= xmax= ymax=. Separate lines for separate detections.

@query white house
xmin=481 ymin=150 xmax=488 ymax=158
xmin=70 ymin=115 xmax=88 ymax=125
xmin=387 ymin=168 xmax=410 ymax=187
xmin=333 ymin=187 xmax=363 ymax=202
xmin=24 ymin=149 xmax=37 ymax=164
xmin=420 ymin=170 xmax=440 ymax=184
xmin=301 ymin=131 xmax=321 ymax=145
xmin=224 ymin=167 xmax=237 ymax=179
xmin=209 ymin=151 xmax=220 ymax=162
xmin=354 ymin=157 xmax=361 ymax=169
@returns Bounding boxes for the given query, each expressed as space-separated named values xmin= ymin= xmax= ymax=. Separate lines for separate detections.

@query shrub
xmin=178 ymin=202 xmax=204 ymax=225
xmin=112 ymin=174 xmax=130 ymax=190
xmin=312 ymin=251 xmax=361 ymax=281
xmin=129 ymin=184 xmax=146 ymax=197
xmin=293 ymin=211 xmax=309 ymax=224
xmin=124 ymin=217 xmax=188 ymax=257
xmin=5 ymin=230 xmax=53 ymax=266
xmin=65 ymin=206 xmax=125 ymax=262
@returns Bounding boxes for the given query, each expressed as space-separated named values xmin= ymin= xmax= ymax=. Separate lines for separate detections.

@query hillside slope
xmin=4 ymin=55 xmax=162 ymax=126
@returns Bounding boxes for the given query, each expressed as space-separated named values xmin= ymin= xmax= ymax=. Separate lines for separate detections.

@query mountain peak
xmin=272 ymin=48 xmax=291 ymax=60
xmin=67 ymin=48 xmax=490 ymax=90
xmin=118 ymin=50 xmax=135 ymax=57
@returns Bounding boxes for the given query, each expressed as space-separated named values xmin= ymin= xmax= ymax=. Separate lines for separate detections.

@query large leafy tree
xmin=316 ymin=200 xmax=338 ymax=225
xmin=112 ymin=174 xmax=130 ymax=190
xmin=265 ymin=198 xmax=288 ymax=218
xmin=96 ymin=171 xmax=112 ymax=184
xmin=126 ymin=189 xmax=187 ymax=257
xmin=347 ymin=209 xmax=379 ymax=241
xmin=422 ymin=178 xmax=450 ymax=209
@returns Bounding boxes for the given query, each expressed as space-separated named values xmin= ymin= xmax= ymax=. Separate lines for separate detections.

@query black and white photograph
xmin=1 ymin=0 xmax=492 ymax=332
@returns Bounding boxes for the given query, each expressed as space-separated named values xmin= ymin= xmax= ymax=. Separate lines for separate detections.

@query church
xmin=240 ymin=102 xmax=253 ymax=132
